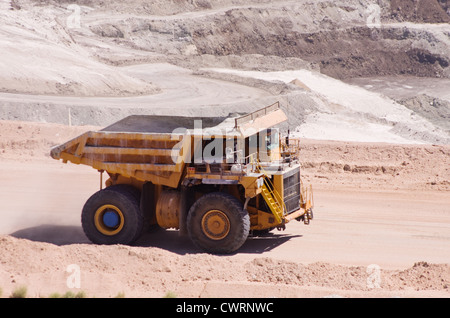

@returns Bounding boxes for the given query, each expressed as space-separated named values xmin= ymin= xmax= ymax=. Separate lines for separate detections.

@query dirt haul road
xmin=0 ymin=121 xmax=448 ymax=298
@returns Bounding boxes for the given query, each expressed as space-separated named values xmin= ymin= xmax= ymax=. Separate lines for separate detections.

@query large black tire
xmin=81 ymin=184 xmax=144 ymax=245
xmin=187 ymin=192 xmax=250 ymax=254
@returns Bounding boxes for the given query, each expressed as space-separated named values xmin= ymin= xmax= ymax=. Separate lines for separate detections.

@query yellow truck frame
xmin=50 ymin=102 xmax=313 ymax=253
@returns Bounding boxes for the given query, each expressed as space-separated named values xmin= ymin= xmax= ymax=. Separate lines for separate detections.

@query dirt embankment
xmin=390 ymin=0 xmax=450 ymax=23
xmin=189 ymin=6 xmax=450 ymax=80
xmin=0 ymin=0 xmax=160 ymax=97
xmin=299 ymin=139 xmax=450 ymax=191
xmin=0 ymin=234 xmax=448 ymax=298
xmin=19 ymin=0 xmax=449 ymax=82
xmin=397 ymin=94 xmax=450 ymax=132
xmin=0 ymin=120 xmax=99 ymax=162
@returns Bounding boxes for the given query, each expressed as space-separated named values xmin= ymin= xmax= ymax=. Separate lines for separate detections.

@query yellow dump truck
xmin=50 ymin=102 xmax=313 ymax=253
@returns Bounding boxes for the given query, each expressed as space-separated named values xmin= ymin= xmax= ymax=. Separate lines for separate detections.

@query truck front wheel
xmin=187 ymin=192 xmax=250 ymax=254
xmin=81 ymin=185 xmax=144 ymax=245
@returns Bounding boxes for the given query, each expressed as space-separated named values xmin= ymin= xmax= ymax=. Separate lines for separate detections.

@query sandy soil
xmin=0 ymin=120 xmax=448 ymax=298
xmin=0 ymin=0 xmax=449 ymax=299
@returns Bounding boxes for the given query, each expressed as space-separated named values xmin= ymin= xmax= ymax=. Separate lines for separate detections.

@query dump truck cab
xmin=50 ymin=102 xmax=313 ymax=253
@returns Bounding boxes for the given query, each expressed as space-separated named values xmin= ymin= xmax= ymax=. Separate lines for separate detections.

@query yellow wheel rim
xmin=201 ymin=210 xmax=230 ymax=240
xmin=94 ymin=204 xmax=124 ymax=236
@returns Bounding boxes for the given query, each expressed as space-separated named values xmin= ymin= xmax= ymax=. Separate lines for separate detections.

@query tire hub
xmin=103 ymin=211 xmax=120 ymax=228
xmin=201 ymin=210 xmax=230 ymax=240
xmin=94 ymin=204 xmax=124 ymax=236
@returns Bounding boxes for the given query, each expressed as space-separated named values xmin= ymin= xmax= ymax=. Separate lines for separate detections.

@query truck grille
xmin=283 ymin=167 xmax=301 ymax=214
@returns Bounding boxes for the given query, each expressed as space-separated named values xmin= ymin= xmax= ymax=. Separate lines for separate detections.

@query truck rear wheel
xmin=187 ymin=192 xmax=250 ymax=254
xmin=81 ymin=185 xmax=144 ymax=245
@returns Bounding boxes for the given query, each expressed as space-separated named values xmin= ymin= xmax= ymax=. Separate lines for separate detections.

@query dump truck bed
xmin=101 ymin=115 xmax=230 ymax=133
